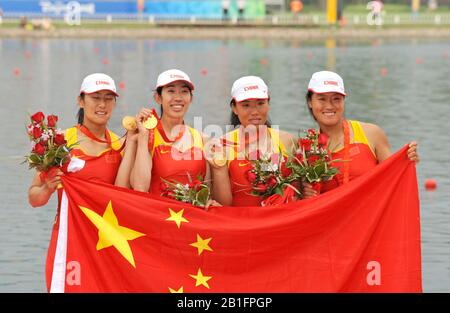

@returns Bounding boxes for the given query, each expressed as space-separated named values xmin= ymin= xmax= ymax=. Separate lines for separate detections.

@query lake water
xmin=0 ymin=37 xmax=449 ymax=292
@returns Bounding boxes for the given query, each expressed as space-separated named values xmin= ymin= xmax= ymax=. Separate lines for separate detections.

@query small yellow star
xmin=166 ymin=208 xmax=189 ymax=229
xmin=169 ymin=286 xmax=184 ymax=293
xmin=189 ymin=268 xmax=212 ymax=289
xmin=189 ymin=234 xmax=213 ymax=255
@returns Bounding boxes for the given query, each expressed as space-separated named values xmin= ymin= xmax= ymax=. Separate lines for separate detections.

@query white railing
xmin=3 ymin=12 xmax=450 ymax=26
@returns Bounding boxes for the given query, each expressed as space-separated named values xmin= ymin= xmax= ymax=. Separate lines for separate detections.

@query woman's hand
xmin=302 ymin=182 xmax=318 ymax=199
xmin=125 ymin=128 xmax=139 ymax=143
xmin=204 ymin=199 xmax=222 ymax=210
xmin=407 ymin=141 xmax=419 ymax=163
xmin=42 ymin=169 xmax=64 ymax=193
xmin=204 ymin=137 xmax=227 ymax=170
xmin=135 ymin=108 xmax=154 ymax=138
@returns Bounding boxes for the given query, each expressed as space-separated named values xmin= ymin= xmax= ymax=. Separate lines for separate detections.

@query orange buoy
xmin=93 ymin=47 xmax=100 ymax=54
xmin=24 ymin=51 xmax=32 ymax=59
xmin=260 ymin=58 xmax=269 ymax=65
xmin=380 ymin=67 xmax=388 ymax=76
xmin=102 ymin=57 xmax=109 ymax=65
xmin=416 ymin=58 xmax=423 ymax=65
xmin=425 ymin=179 xmax=437 ymax=190
xmin=13 ymin=68 xmax=21 ymax=76
xmin=200 ymin=68 xmax=208 ymax=76
xmin=119 ymin=81 xmax=126 ymax=90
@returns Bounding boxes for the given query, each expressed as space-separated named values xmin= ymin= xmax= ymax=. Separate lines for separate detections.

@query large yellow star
xmin=189 ymin=268 xmax=212 ymax=289
xmin=79 ymin=201 xmax=145 ymax=268
xmin=166 ymin=208 xmax=189 ymax=229
xmin=168 ymin=286 xmax=184 ymax=293
xmin=189 ymin=234 xmax=213 ymax=255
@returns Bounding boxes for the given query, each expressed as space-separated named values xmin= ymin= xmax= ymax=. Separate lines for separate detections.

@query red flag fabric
xmin=49 ymin=146 xmax=421 ymax=292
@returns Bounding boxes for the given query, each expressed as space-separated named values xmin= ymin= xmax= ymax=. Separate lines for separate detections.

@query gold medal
xmin=122 ymin=116 xmax=137 ymax=131
xmin=212 ymin=153 xmax=227 ymax=167
xmin=143 ymin=115 xmax=158 ymax=130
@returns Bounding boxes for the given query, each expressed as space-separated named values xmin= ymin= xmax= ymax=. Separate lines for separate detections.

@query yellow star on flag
xmin=79 ymin=201 xmax=145 ymax=268
xmin=166 ymin=208 xmax=189 ymax=228
xmin=189 ymin=268 xmax=212 ymax=289
xmin=189 ymin=234 xmax=213 ymax=255
xmin=168 ymin=286 xmax=184 ymax=293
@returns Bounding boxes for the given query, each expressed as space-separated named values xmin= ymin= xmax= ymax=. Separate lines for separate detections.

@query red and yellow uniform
xmin=46 ymin=126 xmax=123 ymax=291
xmin=149 ymin=126 xmax=206 ymax=195
xmin=322 ymin=120 xmax=378 ymax=193
xmin=226 ymin=128 xmax=287 ymax=207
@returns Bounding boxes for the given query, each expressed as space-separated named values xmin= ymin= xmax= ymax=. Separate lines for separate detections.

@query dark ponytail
xmin=77 ymin=94 xmax=85 ymax=125
xmin=156 ymin=87 xmax=164 ymax=117
xmin=305 ymin=90 xmax=315 ymax=121
xmin=229 ymin=99 xmax=272 ymax=128
xmin=230 ymin=100 xmax=240 ymax=128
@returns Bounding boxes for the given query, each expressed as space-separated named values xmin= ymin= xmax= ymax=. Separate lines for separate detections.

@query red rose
xmin=47 ymin=115 xmax=58 ymax=128
xmin=33 ymin=142 xmax=46 ymax=155
xmin=308 ymin=155 xmax=320 ymax=165
xmin=255 ymin=183 xmax=267 ymax=193
xmin=281 ymin=162 xmax=292 ymax=177
xmin=307 ymin=129 xmax=317 ymax=137
xmin=31 ymin=111 xmax=45 ymax=123
xmin=261 ymin=185 xmax=297 ymax=206
xmin=267 ymin=176 xmax=278 ymax=188
xmin=32 ymin=127 xmax=42 ymax=139
xmin=318 ymin=133 xmax=329 ymax=147
xmin=160 ymin=182 xmax=168 ymax=193
xmin=295 ymin=153 xmax=304 ymax=163
xmin=299 ymin=138 xmax=312 ymax=151
xmin=246 ymin=170 xmax=257 ymax=183
xmin=54 ymin=133 xmax=66 ymax=145
xmin=192 ymin=179 xmax=203 ymax=191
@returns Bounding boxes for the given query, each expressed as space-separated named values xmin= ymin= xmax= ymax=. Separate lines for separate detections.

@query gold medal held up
xmin=212 ymin=153 xmax=227 ymax=167
xmin=122 ymin=116 xmax=137 ymax=131
xmin=122 ymin=114 xmax=158 ymax=131
xmin=143 ymin=115 xmax=158 ymax=130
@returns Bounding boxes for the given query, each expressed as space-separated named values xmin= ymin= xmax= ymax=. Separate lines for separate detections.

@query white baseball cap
xmin=155 ymin=69 xmax=195 ymax=90
xmin=307 ymin=71 xmax=346 ymax=96
xmin=80 ymin=73 xmax=119 ymax=97
xmin=231 ymin=76 xmax=269 ymax=102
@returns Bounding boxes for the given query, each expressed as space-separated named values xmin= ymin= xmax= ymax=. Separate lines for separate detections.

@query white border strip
xmin=50 ymin=190 xmax=69 ymax=293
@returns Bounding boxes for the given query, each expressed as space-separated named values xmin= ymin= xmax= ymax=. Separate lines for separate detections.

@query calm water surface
xmin=0 ymin=37 xmax=449 ymax=292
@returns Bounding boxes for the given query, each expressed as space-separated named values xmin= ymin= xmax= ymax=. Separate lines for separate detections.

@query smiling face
xmin=79 ymin=90 xmax=116 ymax=126
xmin=232 ymin=98 xmax=270 ymax=127
xmin=154 ymin=81 xmax=192 ymax=119
xmin=309 ymin=92 xmax=345 ymax=127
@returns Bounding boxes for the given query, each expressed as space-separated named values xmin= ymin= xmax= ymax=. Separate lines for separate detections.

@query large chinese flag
xmin=49 ymin=146 xmax=421 ymax=292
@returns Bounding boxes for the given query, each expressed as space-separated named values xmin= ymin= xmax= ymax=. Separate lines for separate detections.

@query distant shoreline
xmin=2 ymin=26 xmax=450 ymax=39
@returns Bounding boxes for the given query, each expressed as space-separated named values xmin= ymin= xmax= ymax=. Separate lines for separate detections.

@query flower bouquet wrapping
xmin=286 ymin=129 xmax=339 ymax=194
xmin=24 ymin=111 xmax=75 ymax=182
xmin=160 ymin=175 xmax=211 ymax=208
xmin=246 ymin=150 xmax=300 ymax=206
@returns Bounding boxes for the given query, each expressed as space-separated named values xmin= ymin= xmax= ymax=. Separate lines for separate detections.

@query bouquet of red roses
xmin=286 ymin=128 xmax=339 ymax=194
xmin=246 ymin=150 xmax=300 ymax=206
xmin=24 ymin=111 xmax=74 ymax=181
xmin=160 ymin=175 xmax=211 ymax=208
